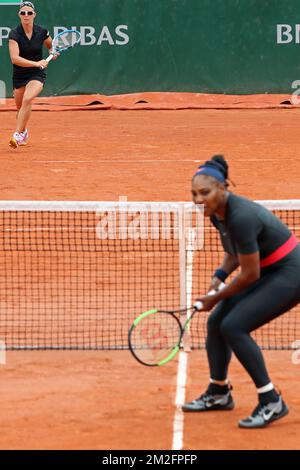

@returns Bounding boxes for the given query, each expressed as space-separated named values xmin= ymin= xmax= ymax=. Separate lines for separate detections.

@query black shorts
xmin=13 ymin=70 xmax=46 ymax=90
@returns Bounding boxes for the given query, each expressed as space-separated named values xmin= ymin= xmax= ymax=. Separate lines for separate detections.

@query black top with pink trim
xmin=210 ymin=193 xmax=299 ymax=267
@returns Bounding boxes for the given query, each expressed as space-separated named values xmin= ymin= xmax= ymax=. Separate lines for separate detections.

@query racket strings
xmin=54 ymin=31 xmax=80 ymax=52
xmin=130 ymin=312 xmax=182 ymax=365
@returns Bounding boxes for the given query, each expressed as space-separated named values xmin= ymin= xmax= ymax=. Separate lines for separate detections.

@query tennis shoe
xmin=238 ymin=396 xmax=289 ymax=428
xmin=182 ymin=389 xmax=234 ymax=412
xmin=19 ymin=129 xmax=29 ymax=145
xmin=9 ymin=132 xmax=25 ymax=148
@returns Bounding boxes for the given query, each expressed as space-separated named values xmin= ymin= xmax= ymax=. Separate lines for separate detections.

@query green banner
xmin=1 ymin=0 xmax=300 ymax=97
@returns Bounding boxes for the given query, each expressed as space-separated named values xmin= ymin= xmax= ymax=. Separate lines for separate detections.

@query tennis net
xmin=0 ymin=200 xmax=299 ymax=350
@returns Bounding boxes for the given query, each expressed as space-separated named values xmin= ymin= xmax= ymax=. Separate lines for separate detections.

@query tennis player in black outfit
xmin=182 ymin=155 xmax=300 ymax=428
xmin=8 ymin=2 xmax=56 ymax=148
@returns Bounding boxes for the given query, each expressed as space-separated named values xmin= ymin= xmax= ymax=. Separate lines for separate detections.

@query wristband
xmin=213 ymin=268 xmax=228 ymax=282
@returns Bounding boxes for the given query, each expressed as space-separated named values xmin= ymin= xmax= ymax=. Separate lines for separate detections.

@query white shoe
xmin=9 ymin=132 xmax=25 ymax=149
xmin=19 ymin=129 xmax=29 ymax=146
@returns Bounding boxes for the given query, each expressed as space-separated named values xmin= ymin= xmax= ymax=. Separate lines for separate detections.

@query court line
xmin=33 ymin=160 xmax=202 ymax=164
xmin=172 ymin=228 xmax=195 ymax=450
xmin=172 ymin=351 xmax=188 ymax=450
xmin=33 ymin=158 xmax=282 ymax=164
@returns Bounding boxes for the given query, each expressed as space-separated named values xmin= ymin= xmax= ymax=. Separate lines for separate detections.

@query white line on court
xmin=33 ymin=158 xmax=282 ymax=164
xmin=172 ymin=228 xmax=195 ymax=451
xmin=172 ymin=351 xmax=188 ymax=450
xmin=33 ymin=160 xmax=202 ymax=164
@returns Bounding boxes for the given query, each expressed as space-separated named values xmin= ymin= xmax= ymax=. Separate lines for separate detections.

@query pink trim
xmin=260 ymin=234 xmax=299 ymax=268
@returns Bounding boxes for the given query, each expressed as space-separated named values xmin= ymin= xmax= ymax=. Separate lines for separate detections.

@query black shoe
xmin=182 ymin=390 xmax=234 ymax=412
xmin=238 ymin=396 xmax=289 ymax=428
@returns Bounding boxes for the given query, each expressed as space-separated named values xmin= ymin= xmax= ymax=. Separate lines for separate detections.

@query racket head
xmin=128 ymin=309 xmax=184 ymax=366
xmin=52 ymin=29 xmax=81 ymax=53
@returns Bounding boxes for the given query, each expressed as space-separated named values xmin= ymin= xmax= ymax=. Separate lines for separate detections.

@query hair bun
xmin=210 ymin=155 xmax=228 ymax=179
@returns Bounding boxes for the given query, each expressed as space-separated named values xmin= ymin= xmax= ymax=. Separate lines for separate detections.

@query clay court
xmin=0 ymin=105 xmax=299 ymax=449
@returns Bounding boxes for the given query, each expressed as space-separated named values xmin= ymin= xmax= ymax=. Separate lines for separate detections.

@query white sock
xmin=257 ymin=382 xmax=274 ymax=394
xmin=210 ymin=378 xmax=229 ymax=386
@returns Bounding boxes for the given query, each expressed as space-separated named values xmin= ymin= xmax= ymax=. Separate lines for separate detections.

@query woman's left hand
xmin=194 ymin=293 xmax=219 ymax=311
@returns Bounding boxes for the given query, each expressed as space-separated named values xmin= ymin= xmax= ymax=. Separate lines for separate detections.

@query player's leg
xmin=220 ymin=265 xmax=300 ymax=427
xmin=13 ymin=86 xmax=26 ymax=115
xmin=9 ymin=86 xmax=26 ymax=148
xmin=10 ymin=80 xmax=43 ymax=148
xmin=16 ymin=79 xmax=43 ymax=133
xmin=182 ymin=298 xmax=236 ymax=412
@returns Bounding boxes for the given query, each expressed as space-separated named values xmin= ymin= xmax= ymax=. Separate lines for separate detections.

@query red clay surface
xmin=0 ymin=351 xmax=299 ymax=450
xmin=1 ymin=109 xmax=300 ymax=201
xmin=0 ymin=107 xmax=299 ymax=449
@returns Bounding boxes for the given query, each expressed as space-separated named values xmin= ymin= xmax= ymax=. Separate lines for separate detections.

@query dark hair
xmin=193 ymin=154 xmax=230 ymax=186
xmin=209 ymin=155 xmax=229 ymax=180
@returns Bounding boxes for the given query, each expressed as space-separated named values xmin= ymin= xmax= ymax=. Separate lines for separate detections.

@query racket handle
xmin=194 ymin=300 xmax=203 ymax=311
xmin=40 ymin=54 xmax=54 ymax=70
xmin=193 ymin=282 xmax=225 ymax=311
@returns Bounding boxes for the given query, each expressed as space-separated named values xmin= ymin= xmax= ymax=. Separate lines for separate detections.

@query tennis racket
xmin=45 ymin=29 xmax=81 ymax=65
xmin=128 ymin=283 xmax=225 ymax=367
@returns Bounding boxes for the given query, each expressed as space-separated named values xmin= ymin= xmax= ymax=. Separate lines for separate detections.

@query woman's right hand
xmin=37 ymin=60 xmax=48 ymax=70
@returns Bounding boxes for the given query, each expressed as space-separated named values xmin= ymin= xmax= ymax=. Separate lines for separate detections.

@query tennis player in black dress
xmin=182 ymin=155 xmax=300 ymax=428
xmin=8 ymin=2 xmax=56 ymax=148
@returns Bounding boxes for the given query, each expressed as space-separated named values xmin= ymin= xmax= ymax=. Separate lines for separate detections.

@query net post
xmin=0 ymin=341 xmax=6 ymax=365
xmin=179 ymin=204 xmax=192 ymax=352
xmin=184 ymin=226 xmax=196 ymax=352
xmin=179 ymin=203 xmax=186 ymax=311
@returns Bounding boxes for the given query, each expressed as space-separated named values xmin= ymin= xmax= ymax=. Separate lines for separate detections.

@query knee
xmin=22 ymin=96 xmax=33 ymax=107
xmin=207 ymin=313 xmax=222 ymax=336
xmin=220 ymin=318 xmax=236 ymax=341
